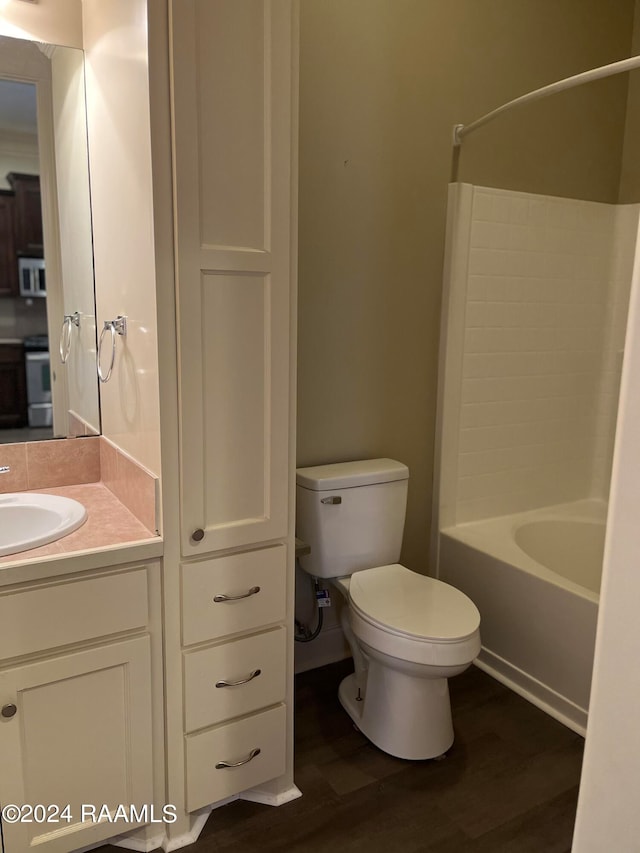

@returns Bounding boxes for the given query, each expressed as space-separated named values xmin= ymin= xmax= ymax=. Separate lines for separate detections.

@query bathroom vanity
xmin=0 ymin=557 xmax=162 ymax=853
xmin=0 ymin=453 xmax=163 ymax=853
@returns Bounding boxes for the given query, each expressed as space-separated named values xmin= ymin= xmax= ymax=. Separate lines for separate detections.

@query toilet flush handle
xmin=321 ymin=496 xmax=342 ymax=505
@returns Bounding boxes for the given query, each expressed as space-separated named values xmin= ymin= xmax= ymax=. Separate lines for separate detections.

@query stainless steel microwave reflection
xmin=0 ymin=36 xmax=100 ymax=442
xmin=19 ymin=257 xmax=46 ymax=298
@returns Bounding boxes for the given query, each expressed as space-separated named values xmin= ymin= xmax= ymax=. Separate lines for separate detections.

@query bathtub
xmin=438 ymin=499 xmax=605 ymax=735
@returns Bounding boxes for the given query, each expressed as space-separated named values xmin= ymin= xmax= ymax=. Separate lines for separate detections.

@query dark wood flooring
xmin=172 ymin=660 xmax=583 ymax=852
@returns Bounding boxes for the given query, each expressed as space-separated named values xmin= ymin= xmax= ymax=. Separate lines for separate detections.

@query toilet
xmin=296 ymin=458 xmax=481 ymax=760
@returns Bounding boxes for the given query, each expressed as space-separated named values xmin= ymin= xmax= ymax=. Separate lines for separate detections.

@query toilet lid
xmin=349 ymin=564 xmax=480 ymax=643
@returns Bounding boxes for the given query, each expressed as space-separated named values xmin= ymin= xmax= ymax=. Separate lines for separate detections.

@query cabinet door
xmin=0 ymin=344 xmax=27 ymax=427
xmin=0 ymin=637 xmax=153 ymax=853
xmin=0 ymin=191 xmax=18 ymax=297
xmin=170 ymin=0 xmax=295 ymax=557
xmin=7 ymin=173 xmax=43 ymax=254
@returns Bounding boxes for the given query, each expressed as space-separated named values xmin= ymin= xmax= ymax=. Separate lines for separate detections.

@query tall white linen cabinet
xmin=152 ymin=0 xmax=299 ymax=845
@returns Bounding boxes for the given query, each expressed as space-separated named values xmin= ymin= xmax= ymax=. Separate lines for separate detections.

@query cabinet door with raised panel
xmin=170 ymin=0 xmax=296 ymax=557
xmin=0 ymin=191 xmax=18 ymax=297
xmin=0 ymin=636 xmax=153 ymax=853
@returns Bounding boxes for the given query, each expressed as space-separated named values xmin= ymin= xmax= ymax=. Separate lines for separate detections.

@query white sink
xmin=0 ymin=493 xmax=87 ymax=557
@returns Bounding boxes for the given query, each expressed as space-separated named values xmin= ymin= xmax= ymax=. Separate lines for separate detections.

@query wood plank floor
xmin=103 ymin=659 xmax=584 ymax=852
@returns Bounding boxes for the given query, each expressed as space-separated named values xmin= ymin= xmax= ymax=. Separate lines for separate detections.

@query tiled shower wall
xmin=439 ymin=185 xmax=638 ymax=526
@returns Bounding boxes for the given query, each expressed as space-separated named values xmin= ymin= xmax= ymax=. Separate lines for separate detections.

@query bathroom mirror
xmin=0 ymin=34 xmax=99 ymax=444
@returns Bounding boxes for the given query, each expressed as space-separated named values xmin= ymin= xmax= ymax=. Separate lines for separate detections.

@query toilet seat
xmin=347 ymin=564 xmax=481 ymax=667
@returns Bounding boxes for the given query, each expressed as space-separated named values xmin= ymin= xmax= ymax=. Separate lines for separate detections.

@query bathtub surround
xmin=434 ymin=182 xmax=640 ymax=732
xmin=436 ymin=184 xmax=638 ymax=530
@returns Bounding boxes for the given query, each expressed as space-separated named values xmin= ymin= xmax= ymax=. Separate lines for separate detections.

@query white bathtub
xmin=438 ymin=499 xmax=605 ymax=734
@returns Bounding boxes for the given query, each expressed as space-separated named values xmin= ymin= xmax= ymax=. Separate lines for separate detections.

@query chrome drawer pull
xmin=213 ymin=586 xmax=260 ymax=603
xmin=215 ymin=747 xmax=261 ymax=770
xmin=216 ymin=668 xmax=262 ymax=689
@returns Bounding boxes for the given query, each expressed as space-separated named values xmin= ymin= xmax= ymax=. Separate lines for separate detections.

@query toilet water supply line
xmin=293 ymin=571 xmax=368 ymax=696
xmin=294 ymin=573 xmax=324 ymax=642
xmin=453 ymin=53 xmax=640 ymax=146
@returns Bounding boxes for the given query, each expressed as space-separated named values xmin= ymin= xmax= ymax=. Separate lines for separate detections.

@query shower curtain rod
xmin=453 ymin=54 xmax=640 ymax=146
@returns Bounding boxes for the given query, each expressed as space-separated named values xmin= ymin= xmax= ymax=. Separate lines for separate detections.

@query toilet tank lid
xmin=296 ymin=458 xmax=409 ymax=491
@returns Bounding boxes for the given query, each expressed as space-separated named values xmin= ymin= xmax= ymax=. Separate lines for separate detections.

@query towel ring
xmin=97 ymin=316 xmax=127 ymax=383
xmin=59 ymin=312 xmax=81 ymax=364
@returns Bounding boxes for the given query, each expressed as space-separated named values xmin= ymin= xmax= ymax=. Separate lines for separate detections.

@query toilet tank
xmin=296 ymin=459 xmax=409 ymax=579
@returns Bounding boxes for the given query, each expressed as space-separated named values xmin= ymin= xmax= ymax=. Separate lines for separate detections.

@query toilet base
xmin=338 ymin=665 xmax=455 ymax=760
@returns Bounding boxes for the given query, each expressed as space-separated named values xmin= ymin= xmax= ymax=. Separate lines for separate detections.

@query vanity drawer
xmin=181 ymin=545 xmax=286 ymax=646
xmin=184 ymin=626 xmax=286 ymax=733
xmin=185 ymin=704 xmax=286 ymax=811
xmin=0 ymin=568 xmax=149 ymax=661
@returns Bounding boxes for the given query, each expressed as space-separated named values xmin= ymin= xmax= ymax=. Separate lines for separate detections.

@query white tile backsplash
xmin=443 ymin=185 xmax=639 ymax=524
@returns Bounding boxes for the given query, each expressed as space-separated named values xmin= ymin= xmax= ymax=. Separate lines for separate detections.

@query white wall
xmin=590 ymin=206 xmax=638 ymax=496
xmin=437 ymin=184 xmax=638 ymax=527
xmin=82 ymin=0 xmax=161 ymax=475
xmin=51 ymin=46 xmax=99 ymax=435
xmin=572 ymin=221 xmax=640 ymax=852
xmin=0 ymin=0 xmax=82 ymax=48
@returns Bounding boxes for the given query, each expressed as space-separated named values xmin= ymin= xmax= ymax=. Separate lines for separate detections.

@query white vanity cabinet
xmin=0 ymin=564 xmax=158 ymax=853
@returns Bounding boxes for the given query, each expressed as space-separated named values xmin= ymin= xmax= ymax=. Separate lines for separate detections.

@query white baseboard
xmin=294 ymin=623 xmax=351 ymax=673
xmin=162 ymin=808 xmax=214 ymax=852
xmin=241 ymin=784 xmax=302 ymax=807
xmin=475 ymin=648 xmax=587 ymax=736
xmin=111 ymin=833 xmax=166 ymax=853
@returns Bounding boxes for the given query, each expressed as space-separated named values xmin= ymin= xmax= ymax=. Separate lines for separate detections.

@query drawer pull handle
xmin=1 ymin=703 xmax=17 ymax=719
xmin=215 ymin=747 xmax=261 ymax=770
xmin=215 ymin=669 xmax=262 ymax=689
xmin=213 ymin=586 xmax=261 ymax=603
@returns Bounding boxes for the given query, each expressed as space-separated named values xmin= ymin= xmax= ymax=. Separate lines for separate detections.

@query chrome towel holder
xmin=59 ymin=312 xmax=81 ymax=364
xmin=97 ymin=315 xmax=127 ymax=383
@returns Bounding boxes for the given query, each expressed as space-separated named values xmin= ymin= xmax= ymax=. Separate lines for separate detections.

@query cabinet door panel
xmin=171 ymin=0 xmax=294 ymax=556
xmin=0 ymin=344 xmax=27 ymax=426
xmin=0 ymin=637 xmax=153 ymax=853
xmin=0 ymin=192 xmax=18 ymax=296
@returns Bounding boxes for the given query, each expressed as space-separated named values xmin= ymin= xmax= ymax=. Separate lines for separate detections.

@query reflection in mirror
xmin=0 ymin=35 xmax=99 ymax=444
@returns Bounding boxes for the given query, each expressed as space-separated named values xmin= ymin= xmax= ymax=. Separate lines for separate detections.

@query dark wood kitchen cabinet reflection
xmin=8 ymin=173 xmax=43 ymax=255
xmin=0 ymin=343 xmax=28 ymax=427
xmin=0 ymin=190 xmax=18 ymax=297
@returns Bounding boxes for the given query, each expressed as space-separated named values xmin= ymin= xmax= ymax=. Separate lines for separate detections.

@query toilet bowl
xmin=333 ymin=564 xmax=480 ymax=759
xmin=296 ymin=458 xmax=481 ymax=760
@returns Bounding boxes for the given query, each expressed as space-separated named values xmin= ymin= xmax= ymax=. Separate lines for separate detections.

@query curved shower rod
xmin=453 ymin=53 xmax=640 ymax=146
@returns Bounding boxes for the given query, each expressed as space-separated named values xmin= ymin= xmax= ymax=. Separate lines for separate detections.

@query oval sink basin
xmin=0 ymin=493 xmax=87 ymax=557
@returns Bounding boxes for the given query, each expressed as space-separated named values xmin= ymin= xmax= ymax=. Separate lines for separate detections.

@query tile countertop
xmin=0 ymin=482 xmax=163 ymax=586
